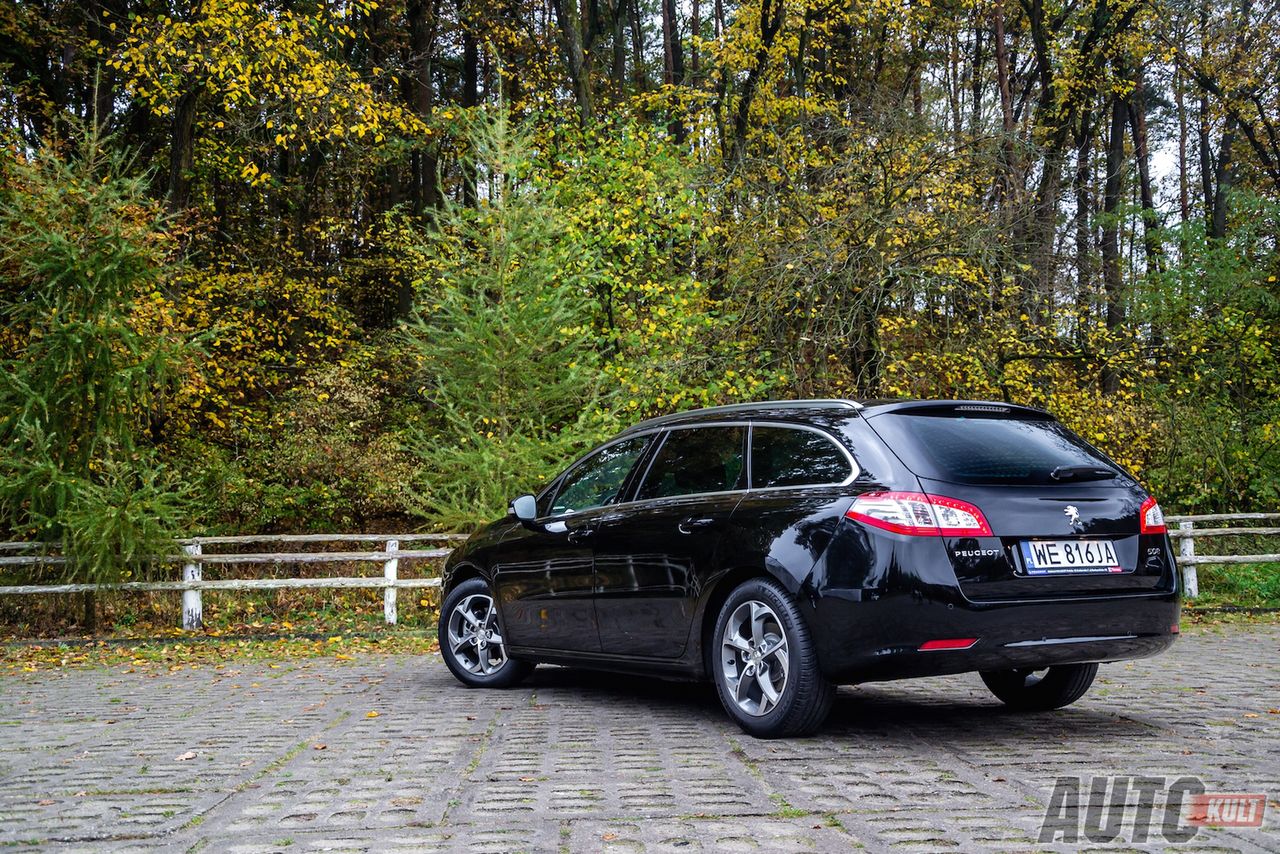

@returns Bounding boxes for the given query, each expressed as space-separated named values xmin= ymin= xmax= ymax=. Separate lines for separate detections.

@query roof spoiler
xmin=864 ymin=400 xmax=1053 ymax=419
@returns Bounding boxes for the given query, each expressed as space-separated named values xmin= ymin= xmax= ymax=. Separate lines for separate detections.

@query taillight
xmin=1139 ymin=496 xmax=1167 ymax=534
xmin=846 ymin=491 xmax=992 ymax=537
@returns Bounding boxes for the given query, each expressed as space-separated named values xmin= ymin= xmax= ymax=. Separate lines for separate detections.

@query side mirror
xmin=508 ymin=494 xmax=538 ymax=526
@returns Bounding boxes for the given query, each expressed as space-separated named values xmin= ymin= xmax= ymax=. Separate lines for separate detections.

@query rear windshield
xmin=869 ymin=413 xmax=1120 ymax=485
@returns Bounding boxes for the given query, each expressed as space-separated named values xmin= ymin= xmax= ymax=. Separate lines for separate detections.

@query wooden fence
xmin=0 ymin=533 xmax=465 ymax=629
xmin=1166 ymin=512 xmax=1280 ymax=599
xmin=0 ymin=513 xmax=1276 ymax=628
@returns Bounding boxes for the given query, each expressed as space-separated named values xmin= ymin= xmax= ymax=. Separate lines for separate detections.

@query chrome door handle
xmin=678 ymin=517 xmax=716 ymax=535
xmin=566 ymin=526 xmax=596 ymax=544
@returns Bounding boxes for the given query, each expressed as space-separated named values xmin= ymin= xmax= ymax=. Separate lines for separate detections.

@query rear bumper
xmin=806 ymin=589 xmax=1179 ymax=684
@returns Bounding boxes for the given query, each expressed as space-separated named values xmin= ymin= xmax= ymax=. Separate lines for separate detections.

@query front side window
xmin=635 ymin=427 xmax=746 ymax=500
xmin=751 ymin=426 xmax=853 ymax=487
xmin=550 ymin=436 xmax=651 ymax=515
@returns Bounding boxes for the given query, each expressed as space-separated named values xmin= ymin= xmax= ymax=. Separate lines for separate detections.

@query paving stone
xmin=0 ymin=626 xmax=1275 ymax=852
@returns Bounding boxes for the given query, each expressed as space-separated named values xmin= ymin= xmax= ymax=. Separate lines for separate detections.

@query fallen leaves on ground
xmin=0 ymin=633 xmax=440 ymax=675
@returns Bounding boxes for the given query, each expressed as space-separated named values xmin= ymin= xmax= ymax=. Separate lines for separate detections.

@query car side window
xmin=751 ymin=426 xmax=853 ymax=488
xmin=549 ymin=436 xmax=651 ymax=516
xmin=635 ymin=427 xmax=746 ymax=501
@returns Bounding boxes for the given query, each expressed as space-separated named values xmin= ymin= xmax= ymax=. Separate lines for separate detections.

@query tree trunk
xmin=1211 ymin=115 xmax=1236 ymax=239
xmin=1101 ymin=94 xmax=1126 ymax=394
xmin=552 ymin=0 xmax=594 ymax=122
xmin=609 ymin=0 xmax=628 ymax=92
xmin=1074 ymin=112 xmax=1095 ymax=341
xmin=1175 ymin=66 xmax=1191 ymax=226
xmin=661 ymin=0 xmax=686 ymax=140
xmin=631 ymin=0 xmax=647 ymax=93
xmin=730 ymin=0 xmax=784 ymax=162
xmin=166 ymin=86 xmax=200 ymax=213
xmin=691 ymin=0 xmax=700 ymax=77
xmin=992 ymin=0 xmax=1015 ymax=200
xmin=1128 ymin=65 xmax=1163 ymax=273
xmin=406 ymin=0 xmax=440 ymax=213
xmin=461 ymin=0 xmax=479 ymax=206
xmin=1197 ymin=3 xmax=1215 ymax=231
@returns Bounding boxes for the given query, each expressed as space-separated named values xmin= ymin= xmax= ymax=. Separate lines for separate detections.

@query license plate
xmin=1019 ymin=539 xmax=1124 ymax=575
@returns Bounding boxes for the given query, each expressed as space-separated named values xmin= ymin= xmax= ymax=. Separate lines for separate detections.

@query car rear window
xmin=750 ymin=426 xmax=853 ymax=487
xmin=869 ymin=413 xmax=1119 ymax=485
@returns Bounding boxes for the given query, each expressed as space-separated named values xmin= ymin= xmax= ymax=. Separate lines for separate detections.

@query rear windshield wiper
xmin=1049 ymin=464 xmax=1117 ymax=482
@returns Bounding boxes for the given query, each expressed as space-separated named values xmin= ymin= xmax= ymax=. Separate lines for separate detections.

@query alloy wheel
xmin=446 ymin=593 xmax=508 ymax=676
xmin=720 ymin=599 xmax=790 ymax=716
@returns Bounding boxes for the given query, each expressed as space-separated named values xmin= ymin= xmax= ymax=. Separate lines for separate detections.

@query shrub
xmin=0 ymin=132 xmax=190 ymax=600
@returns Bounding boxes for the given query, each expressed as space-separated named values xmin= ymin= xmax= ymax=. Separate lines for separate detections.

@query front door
xmin=492 ymin=435 xmax=653 ymax=652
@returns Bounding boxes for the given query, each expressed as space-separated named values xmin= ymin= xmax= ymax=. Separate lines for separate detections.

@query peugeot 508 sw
xmin=438 ymin=399 xmax=1179 ymax=737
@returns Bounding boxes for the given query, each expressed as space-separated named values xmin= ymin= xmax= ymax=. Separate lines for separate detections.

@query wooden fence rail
xmin=1165 ymin=513 xmax=1280 ymax=599
xmin=0 ymin=534 xmax=466 ymax=629
xmin=0 ymin=515 xmax=1275 ymax=627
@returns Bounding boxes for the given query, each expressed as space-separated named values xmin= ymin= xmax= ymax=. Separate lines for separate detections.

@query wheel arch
xmin=441 ymin=561 xmax=486 ymax=598
xmin=696 ymin=564 xmax=796 ymax=679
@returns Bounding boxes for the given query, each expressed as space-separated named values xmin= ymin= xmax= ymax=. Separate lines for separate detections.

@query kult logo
xmin=1039 ymin=776 xmax=1267 ymax=844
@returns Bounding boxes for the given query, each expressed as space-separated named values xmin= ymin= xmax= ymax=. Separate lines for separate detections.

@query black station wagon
xmin=439 ymin=399 xmax=1179 ymax=737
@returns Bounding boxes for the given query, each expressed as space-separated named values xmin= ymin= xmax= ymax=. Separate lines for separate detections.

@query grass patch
xmin=1192 ymin=561 xmax=1280 ymax=609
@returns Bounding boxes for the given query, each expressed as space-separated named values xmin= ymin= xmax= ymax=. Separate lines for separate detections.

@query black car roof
xmin=616 ymin=398 xmax=1052 ymax=436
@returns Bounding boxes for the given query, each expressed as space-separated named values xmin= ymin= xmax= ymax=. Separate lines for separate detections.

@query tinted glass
xmin=873 ymin=414 xmax=1119 ymax=485
xmin=550 ymin=436 xmax=651 ymax=515
xmin=635 ymin=427 xmax=746 ymax=500
xmin=751 ymin=426 xmax=852 ymax=487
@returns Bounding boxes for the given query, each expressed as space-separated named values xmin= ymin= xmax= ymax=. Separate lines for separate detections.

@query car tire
xmin=711 ymin=577 xmax=834 ymax=738
xmin=439 ymin=577 xmax=534 ymax=688
xmin=980 ymin=663 xmax=1098 ymax=711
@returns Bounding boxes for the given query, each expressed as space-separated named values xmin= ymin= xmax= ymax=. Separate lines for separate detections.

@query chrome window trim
xmin=746 ymin=422 xmax=859 ymax=490
xmin=534 ymin=419 xmax=860 ymax=521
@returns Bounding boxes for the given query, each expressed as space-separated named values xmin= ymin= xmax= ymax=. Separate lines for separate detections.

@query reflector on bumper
xmin=918 ymin=638 xmax=979 ymax=651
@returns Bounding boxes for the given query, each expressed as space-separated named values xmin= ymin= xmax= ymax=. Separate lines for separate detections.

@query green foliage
xmin=164 ymin=262 xmax=357 ymax=435
xmin=0 ymin=132 xmax=189 ymax=582
xmin=1138 ymin=196 xmax=1280 ymax=511
xmin=3 ymin=0 xmax=1280 ymax=562
xmin=178 ymin=346 xmax=419 ymax=533
xmin=401 ymin=111 xmax=615 ymax=528
xmin=546 ymin=117 xmax=785 ymax=416
xmin=57 ymin=460 xmax=191 ymax=585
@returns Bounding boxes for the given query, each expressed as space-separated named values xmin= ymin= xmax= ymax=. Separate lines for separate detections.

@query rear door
xmin=865 ymin=407 xmax=1176 ymax=600
xmin=590 ymin=425 xmax=747 ymax=658
xmin=726 ymin=424 xmax=862 ymax=586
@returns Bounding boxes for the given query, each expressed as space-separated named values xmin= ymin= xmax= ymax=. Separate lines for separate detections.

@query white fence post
xmin=1179 ymin=520 xmax=1198 ymax=599
xmin=182 ymin=541 xmax=203 ymax=629
xmin=383 ymin=539 xmax=399 ymax=625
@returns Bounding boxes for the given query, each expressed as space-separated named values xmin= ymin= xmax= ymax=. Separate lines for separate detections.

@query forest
xmin=1 ymin=0 xmax=1278 ymax=591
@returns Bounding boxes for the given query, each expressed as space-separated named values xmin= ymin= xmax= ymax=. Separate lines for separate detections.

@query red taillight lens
xmin=918 ymin=638 xmax=978 ymax=651
xmin=846 ymin=491 xmax=992 ymax=537
xmin=1139 ymin=496 xmax=1166 ymax=534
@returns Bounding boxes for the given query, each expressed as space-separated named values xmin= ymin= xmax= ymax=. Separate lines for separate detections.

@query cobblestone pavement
xmin=0 ymin=625 xmax=1276 ymax=853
